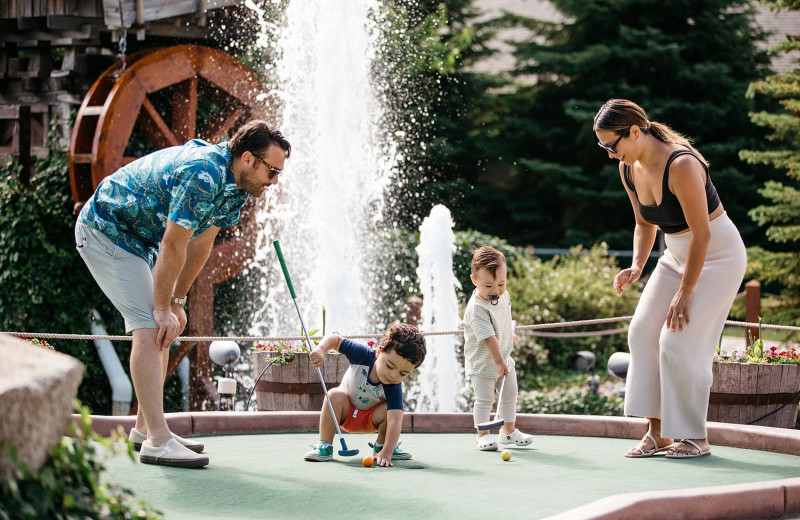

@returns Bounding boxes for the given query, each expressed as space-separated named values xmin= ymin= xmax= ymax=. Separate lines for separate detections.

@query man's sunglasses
xmin=597 ymin=129 xmax=630 ymax=154
xmin=253 ymin=153 xmax=283 ymax=179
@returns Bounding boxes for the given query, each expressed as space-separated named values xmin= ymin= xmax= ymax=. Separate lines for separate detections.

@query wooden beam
xmin=46 ymin=15 xmax=102 ymax=30
xmin=172 ymin=76 xmax=197 ymax=143
xmin=13 ymin=105 xmax=31 ymax=186
xmin=137 ymin=96 xmax=179 ymax=149
xmin=199 ymin=104 xmax=245 ymax=143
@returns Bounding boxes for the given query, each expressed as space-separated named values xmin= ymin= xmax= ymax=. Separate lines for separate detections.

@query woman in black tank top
xmin=592 ymin=99 xmax=746 ymax=460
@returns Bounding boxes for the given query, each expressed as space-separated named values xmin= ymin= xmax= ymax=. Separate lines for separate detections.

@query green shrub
xmin=518 ymin=388 xmax=624 ymax=416
xmin=0 ymin=139 xmax=119 ymax=413
xmin=452 ymin=229 xmax=521 ymax=303
xmin=365 ymin=227 xmax=639 ymax=375
xmin=0 ymin=401 xmax=161 ymax=520
xmin=508 ymin=244 xmax=641 ymax=373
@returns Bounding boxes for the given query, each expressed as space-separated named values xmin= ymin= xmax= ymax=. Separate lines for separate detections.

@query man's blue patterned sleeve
xmin=167 ymin=160 xmax=221 ymax=230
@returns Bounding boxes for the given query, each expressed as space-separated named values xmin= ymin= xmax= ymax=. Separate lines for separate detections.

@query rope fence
xmin=3 ymin=316 xmax=799 ymax=343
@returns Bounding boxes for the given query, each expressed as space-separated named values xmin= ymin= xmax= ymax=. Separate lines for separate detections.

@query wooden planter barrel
xmin=252 ymin=352 xmax=350 ymax=411
xmin=708 ymin=362 xmax=800 ymax=429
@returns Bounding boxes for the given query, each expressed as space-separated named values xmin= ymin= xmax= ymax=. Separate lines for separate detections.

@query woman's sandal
xmin=624 ymin=432 xmax=673 ymax=458
xmin=665 ymin=439 xmax=711 ymax=459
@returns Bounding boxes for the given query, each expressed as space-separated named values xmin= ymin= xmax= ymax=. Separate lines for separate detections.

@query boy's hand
xmin=497 ymin=361 xmax=509 ymax=377
xmin=375 ymin=449 xmax=394 ymax=467
xmin=513 ymin=333 xmax=518 ymax=347
xmin=309 ymin=347 xmax=326 ymax=368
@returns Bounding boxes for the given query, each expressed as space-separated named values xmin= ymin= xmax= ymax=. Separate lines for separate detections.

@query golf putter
xmin=273 ymin=240 xmax=359 ymax=457
xmin=477 ymin=320 xmax=517 ymax=431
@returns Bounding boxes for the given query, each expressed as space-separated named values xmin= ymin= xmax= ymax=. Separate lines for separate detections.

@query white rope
xmin=3 ymin=316 xmax=798 ymax=343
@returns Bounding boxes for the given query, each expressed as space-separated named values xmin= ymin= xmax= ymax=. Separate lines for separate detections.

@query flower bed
xmin=710 ymin=323 xmax=800 ymax=428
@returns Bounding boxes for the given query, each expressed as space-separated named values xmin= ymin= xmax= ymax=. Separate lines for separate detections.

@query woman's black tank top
xmin=623 ymin=149 xmax=721 ymax=234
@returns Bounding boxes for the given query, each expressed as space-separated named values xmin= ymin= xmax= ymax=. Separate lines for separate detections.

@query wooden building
xmin=0 ymin=0 xmax=244 ymax=162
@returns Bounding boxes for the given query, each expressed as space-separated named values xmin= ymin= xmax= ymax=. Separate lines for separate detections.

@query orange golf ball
xmin=362 ymin=455 xmax=374 ymax=467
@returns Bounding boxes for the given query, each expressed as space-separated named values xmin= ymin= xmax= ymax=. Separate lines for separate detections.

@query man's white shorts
xmin=75 ymin=220 xmax=158 ymax=332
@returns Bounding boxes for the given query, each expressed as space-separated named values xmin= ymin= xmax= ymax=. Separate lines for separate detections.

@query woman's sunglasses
xmin=597 ymin=129 xmax=630 ymax=154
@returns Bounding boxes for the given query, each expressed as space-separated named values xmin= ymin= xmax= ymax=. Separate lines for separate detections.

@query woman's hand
xmin=667 ymin=289 xmax=693 ymax=332
xmin=614 ymin=267 xmax=642 ymax=295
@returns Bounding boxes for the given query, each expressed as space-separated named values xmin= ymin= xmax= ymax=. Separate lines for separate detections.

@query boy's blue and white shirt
xmin=338 ymin=339 xmax=404 ymax=411
xmin=78 ymin=139 xmax=248 ymax=268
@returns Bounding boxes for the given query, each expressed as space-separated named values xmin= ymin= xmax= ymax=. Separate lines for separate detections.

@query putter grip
xmin=272 ymin=240 xmax=297 ymax=298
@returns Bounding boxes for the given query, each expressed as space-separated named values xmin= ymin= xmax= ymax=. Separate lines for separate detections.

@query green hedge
xmin=508 ymin=244 xmax=641 ymax=374
xmin=0 ymin=147 xmax=118 ymax=413
xmin=0 ymin=134 xmax=183 ymax=414
xmin=518 ymin=388 xmax=624 ymax=416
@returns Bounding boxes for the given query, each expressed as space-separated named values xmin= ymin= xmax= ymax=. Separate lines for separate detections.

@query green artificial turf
xmin=102 ymin=433 xmax=800 ymax=520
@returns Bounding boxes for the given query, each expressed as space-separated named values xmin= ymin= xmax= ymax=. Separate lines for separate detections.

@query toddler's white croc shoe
xmin=476 ymin=435 xmax=498 ymax=451
xmin=139 ymin=439 xmax=209 ymax=468
xmin=498 ymin=428 xmax=533 ymax=446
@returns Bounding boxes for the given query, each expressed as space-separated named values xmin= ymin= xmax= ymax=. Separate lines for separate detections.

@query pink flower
xmin=367 ymin=341 xmax=375 ymax=347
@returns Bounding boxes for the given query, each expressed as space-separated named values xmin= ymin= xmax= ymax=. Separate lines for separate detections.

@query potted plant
xmin=709 ymin=319 xmax=800 ymax=428
xmin=250 ymin=309 xmax=350 ymax=411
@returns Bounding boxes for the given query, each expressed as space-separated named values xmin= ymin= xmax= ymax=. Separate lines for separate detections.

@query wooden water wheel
xmin=69 ymin=44 xmax=270 ymax=206
xmin=69 ymin=44 xmax=274 ymax=410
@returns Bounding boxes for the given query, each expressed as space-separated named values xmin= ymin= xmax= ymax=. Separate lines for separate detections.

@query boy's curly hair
xmin=379 ymin=322 xmax=426 ymax=366
xmin=471 ymin=246 xmax=506 ymax=277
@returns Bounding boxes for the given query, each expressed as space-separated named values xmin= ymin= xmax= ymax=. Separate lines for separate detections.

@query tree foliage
xmin=739 ymin=0 xmax=800 ymax=325
xmin=372 ymin=0 xmax=506 ymax=230
xmin=382 ymin=0 xmax=777 ymax=252
xmin=491 ymin=0 xmax=776 ymax=248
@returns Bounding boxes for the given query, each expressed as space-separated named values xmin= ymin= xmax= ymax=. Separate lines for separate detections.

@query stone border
xmin=79 ymin=412 xmax=800 ymax=520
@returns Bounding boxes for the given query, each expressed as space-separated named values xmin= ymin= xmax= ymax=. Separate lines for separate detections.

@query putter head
xmin=477 ymin=418 xmax=504 ymax=431
xmin=338 ymin=438 xmax=359 ymax=457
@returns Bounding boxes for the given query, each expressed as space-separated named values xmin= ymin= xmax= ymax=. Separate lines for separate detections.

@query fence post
xmin=745 ymin=279 xmax=761 ymax=348
xmin=405 ymin=296 xmax=422 ymax=327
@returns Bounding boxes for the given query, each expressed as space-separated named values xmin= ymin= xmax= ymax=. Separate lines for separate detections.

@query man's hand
xmin=171 ymin=302 xmax=188 ymax=334
xmin=153 ymin=309 xmax=181 ymax=351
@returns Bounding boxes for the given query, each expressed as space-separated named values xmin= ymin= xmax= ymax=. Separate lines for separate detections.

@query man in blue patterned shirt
xmin=75 ymin=120 xmax=291 ymax=468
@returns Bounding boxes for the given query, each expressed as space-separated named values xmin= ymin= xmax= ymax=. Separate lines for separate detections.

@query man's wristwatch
xmin=171 ymin=295 xmax=187 ymax=307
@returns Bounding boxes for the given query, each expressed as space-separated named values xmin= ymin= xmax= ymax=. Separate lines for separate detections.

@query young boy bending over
xmin=304 ymin=322 xmax=426 ymax=467
xmin=463 ymin=246 xmax=534 ymax=451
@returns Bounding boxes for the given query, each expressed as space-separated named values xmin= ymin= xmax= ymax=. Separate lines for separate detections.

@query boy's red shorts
xmin=341 ymin=402 xmax=380 ymax=433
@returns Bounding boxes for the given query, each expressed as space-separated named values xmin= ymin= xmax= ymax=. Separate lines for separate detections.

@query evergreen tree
xmin=452 ymin=0 xmax=775 ymax=249
xmin=373 ymin=0 xmax=505 ymax=230
xmin=739 ymin=0 xmax=800 ymax=325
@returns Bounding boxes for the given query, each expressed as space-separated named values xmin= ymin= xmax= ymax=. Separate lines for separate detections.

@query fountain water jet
xmin=414 ymin=205 xmax=463 ymax=412
xmin=248 ymin=0 xmax=392 ymax=336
